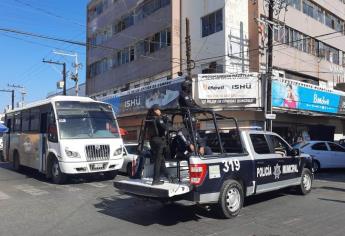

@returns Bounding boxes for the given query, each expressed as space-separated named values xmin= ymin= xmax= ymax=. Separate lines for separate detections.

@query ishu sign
xmin=272 ymin=78 xmax=345 ymax=114
xmin=194 ymin=73 xmax=261 ymax=109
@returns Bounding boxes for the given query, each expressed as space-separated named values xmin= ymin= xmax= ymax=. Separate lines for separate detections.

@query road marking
xmin=85 ymin=182 xmax=107 ymax=188
xmin=58 ymin=185 xmax=81 ymax=192
xmin=0 ymin=191 xmax=10 ymax=200
xmin=15 ymin=184 xmax=49 ymax=196
xmin=283 ymin=218 xmax=301 ymax=225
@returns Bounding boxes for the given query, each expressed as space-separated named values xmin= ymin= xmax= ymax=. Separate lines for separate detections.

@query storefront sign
xmin=272 ymin=78 xmax=345 ymax=114
xmin=102 ymin=78 xmax=184 ymax=116
xmin=194 ymin=73 xmax=261 ymax=109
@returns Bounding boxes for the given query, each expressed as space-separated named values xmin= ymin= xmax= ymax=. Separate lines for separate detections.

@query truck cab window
xmin=250 ymin=134 xmax=270 ymax=154
xmin=267 ymin=135 xmax=290 ymax=157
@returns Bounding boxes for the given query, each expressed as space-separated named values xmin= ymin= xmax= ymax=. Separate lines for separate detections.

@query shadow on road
xmin=94 ymin=196 xmax=209 ymax=226
xmin=318 ymin=198 xmax=345 ymax=204
xmin=94 ymin=190 xmax=288 ymax=226
xmin=315 ymin=169 xmax=345 ymax=183
xmin=0 ymin=161 xmax=114 ymax=184
xmin=314 ymin=186 xmax=345 ymax=193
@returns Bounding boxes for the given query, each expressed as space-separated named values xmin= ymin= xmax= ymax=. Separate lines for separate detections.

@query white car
xmin=120 ymin=143 xmax=140 ymax=175
xmin=294 ymin=141 xmax=345 ymax=171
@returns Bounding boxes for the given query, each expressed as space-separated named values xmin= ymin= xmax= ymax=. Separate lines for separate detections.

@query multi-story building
xmin=249 ymin=0 xmax=345 ymax=141
xmin=86 ymin=0 xmax=248 ymax=97
xmin=86 ymin=0 xmax=345 ymax=142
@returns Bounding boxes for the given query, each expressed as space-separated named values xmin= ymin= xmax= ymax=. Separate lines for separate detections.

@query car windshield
xmin=292 ymin=142 xmax=309 ymax=149
xmin=125 ymin=145 xmax=138 ymax=154
xmin=56 ymin=101 xmax=120 ymax=139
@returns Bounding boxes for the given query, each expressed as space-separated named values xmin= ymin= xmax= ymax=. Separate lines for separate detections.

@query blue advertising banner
xmin=272 ymin=78 xmax=343 ymax=114
xmin=101 ymin=78 xmax=184 ymax=116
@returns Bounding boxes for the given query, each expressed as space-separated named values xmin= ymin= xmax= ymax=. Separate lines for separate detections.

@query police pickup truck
xmin=115 ymin=108 xmax=313 ymax=218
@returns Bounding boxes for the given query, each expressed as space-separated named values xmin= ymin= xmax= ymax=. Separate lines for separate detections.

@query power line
xmin=12 ymin=0 xmax=86 ymax=29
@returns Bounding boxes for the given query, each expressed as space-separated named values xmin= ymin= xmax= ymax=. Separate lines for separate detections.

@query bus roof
xmin=6 ymin=96 xmax=99 ymax=114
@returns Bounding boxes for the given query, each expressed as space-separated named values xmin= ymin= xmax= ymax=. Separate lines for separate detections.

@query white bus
xmin=3 ymin=96 xmax=124 ymax=184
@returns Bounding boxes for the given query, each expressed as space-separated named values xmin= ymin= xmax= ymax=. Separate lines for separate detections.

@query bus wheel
xmin=215 ymin=179 xmax=244 ymax=219
xmin=51 ymin=158 xmax=67 ymax=184
xmin=13 ymin=151 xmax=21 ymax=171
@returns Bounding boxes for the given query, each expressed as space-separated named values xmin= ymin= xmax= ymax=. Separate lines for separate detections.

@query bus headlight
xmin=113 ymin=148 xmax=123 ymax=156
xmin=65 ymin=148 xmax=81 ymax=158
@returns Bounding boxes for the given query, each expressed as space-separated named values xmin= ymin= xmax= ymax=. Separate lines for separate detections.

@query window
xmin=201 ymin=61 xmax=223 ymax=74
xmin=250 ymin=134 xmax=271 ymax=154
xmin=328 ymin=142 xmax=345 ymax=152
xmin=311 ymin=142 xmax=328 ymax=151
xmin=202 ymin=9 xmax=223 ymax=37
xmin=220 ymin=130 xmax=244 ymax=153
xmin=287 ymin=0 xmax=301 ymax=10
xmin=30 ymin=109 xmax=40 ymax=131
xmin=22 ymin=111 xmax=30 ymax=132
xmin=268 ymin=135 xmax=290 ymax=156
xmin=14 ymin=113 xmax=21 ymax=132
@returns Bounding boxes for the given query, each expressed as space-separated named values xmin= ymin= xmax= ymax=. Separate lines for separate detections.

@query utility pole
xmin=53 ymin=50 xmax=82 ymax=96
xmin=185 ymin=18 xmax=193 ymax=81
xmin=7 ymin=84 xmax=25 ymax=107
xmin=43 ymin=59 xmax=67 ymax=95
xmin=266 ymin=0 xmax=274 ymax=131
xmin=262 ymin=0 xmax=288 ymax=131
xmin=0 ymin=89 xmax=14 ymax=110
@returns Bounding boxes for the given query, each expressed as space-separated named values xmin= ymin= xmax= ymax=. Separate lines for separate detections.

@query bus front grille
xmin=85 ymin=145 xmax=110 ymax=161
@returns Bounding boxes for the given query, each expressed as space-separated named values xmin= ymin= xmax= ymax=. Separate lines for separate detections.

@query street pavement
xmin=0 ymin=162 xmax=345 ymax=236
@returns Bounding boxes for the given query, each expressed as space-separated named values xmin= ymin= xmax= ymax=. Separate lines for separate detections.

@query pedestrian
xmin=146 ymin=104 xmax=170 ymax=185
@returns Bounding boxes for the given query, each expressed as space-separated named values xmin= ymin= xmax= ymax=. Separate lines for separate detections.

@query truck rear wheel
xmin=215 ymin=179 xmax=244 ymax=219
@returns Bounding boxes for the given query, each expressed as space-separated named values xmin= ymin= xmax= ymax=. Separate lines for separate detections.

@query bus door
xmin=39 ymin=113 xmax=48 ymax=173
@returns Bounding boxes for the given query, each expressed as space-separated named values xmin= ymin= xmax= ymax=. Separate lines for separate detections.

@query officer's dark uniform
xmin=147 ymin=106 xmax=170 ymax=185
xmin=178 ymin=80 xmax=196 ymax=108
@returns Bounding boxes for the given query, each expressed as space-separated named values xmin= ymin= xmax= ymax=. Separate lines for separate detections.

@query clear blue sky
xmin=0 ymin=0 xmax=88 ymax=112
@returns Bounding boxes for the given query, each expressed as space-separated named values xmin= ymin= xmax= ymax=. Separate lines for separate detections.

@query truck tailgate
xmin=114 ymin=179 xmax=191 ymax=198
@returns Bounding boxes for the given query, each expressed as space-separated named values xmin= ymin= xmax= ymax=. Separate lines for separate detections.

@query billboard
xmin=193 ymin=73 xmax=261 ymax=109
xmin=272 ymin=78 xmax=345 ymax=114
xmin=102 ymin=78 xmax=184 ymax=116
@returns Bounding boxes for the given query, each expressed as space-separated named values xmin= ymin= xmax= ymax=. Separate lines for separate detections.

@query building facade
xmin=86 ymin=0 xmax=249 ymax=97
xmin=87 ymin=0 xmax=345 ymax=142
xmin=249 ymin=0 xmax=345 ymax=141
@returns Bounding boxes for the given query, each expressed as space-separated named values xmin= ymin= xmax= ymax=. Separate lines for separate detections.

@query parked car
xmin=120 ymin=143 xmax=149 ymax=175
xmin=293 ymin=141 xmax=345 ymax=171
xmin=0 ymin=133 xmax=3 ymax=161
xmin=338 ymin=138 xmax=345 ymax=148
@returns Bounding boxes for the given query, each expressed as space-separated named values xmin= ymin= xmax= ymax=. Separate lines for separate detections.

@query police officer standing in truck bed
xmin=146 ymin=104 xmax=171 ymax=185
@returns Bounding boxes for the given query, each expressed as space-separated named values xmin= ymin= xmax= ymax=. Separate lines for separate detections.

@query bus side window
xmin=47 ymin=112 xmax=58 ymax=143
xmin=6 ymin=118 xmax=12 ymax=133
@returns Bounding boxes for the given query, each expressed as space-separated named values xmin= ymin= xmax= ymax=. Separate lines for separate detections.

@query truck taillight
xmin=189 ymin=164 xmax=207 ymax=186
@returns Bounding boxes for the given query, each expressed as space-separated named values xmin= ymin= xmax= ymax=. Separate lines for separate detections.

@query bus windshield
xmin=55 ymin=101 xmax=120 ymax=139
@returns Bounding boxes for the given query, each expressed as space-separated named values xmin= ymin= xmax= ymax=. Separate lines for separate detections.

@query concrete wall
xmin=180 ymin=0 xmax=249 ymax=75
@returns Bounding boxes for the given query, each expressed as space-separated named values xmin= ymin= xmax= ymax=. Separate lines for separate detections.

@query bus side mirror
xmin=48 ymin=124 xmax=58 ymax=143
